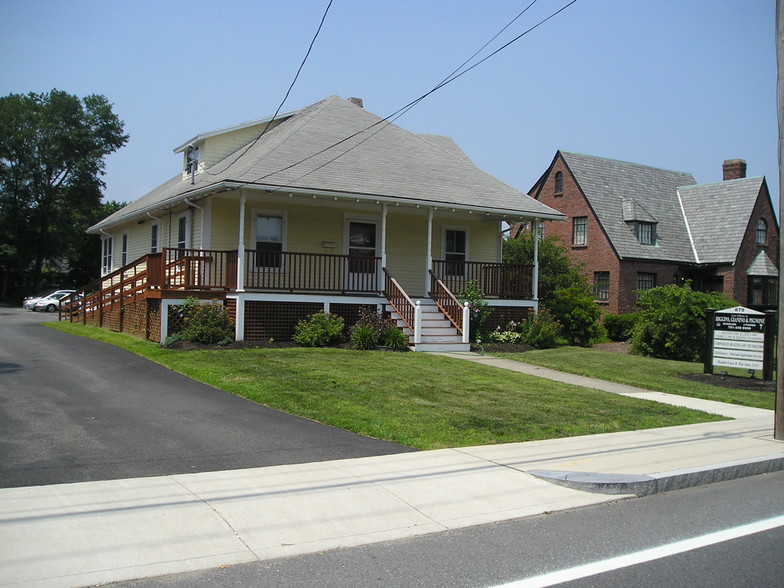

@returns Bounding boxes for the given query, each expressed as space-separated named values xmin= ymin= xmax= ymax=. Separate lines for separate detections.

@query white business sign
xmin=712 ymin=306 xmax=765 ymax=371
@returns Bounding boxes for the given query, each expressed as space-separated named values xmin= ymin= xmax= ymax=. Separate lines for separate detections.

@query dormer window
xmin=185 ymin=144 xmax=200 ymax=175
xmin=631 ymin=221 xmax=655 ymax=245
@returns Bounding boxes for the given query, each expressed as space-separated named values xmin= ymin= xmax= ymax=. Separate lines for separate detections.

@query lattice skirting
xmin=243 ymin=301 xmax=380 ymax=341
xmin=481 ymin=306 xmax=535 ymax=335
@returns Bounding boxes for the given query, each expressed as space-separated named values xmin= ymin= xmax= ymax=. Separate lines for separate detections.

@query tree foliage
xmin=502 ymin=232 xmax=587 ymax=303
xmin=631 ymin=284 xmax=737 ymax=362
xmin=0 ymin=89 xmax=128 ymax=299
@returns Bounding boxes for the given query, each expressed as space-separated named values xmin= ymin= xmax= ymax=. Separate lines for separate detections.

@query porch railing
xmin=163 ymin=248 xmax=236 ymax=290
xmin=245 ymin=250 xmax=381 ymax=294
xmin=383 ymin=269 xmax=416 ymax=333
xmin=431 ymin=260 xmax=533 ymax=299
xmin=429 ymin=270 xmax=464 ymax=334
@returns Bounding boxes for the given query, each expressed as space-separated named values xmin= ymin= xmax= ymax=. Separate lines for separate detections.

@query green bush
xmin=459 ymin=279 xmax=493 ymax=342
xmin=381 ymin=325 xmax=410 ymax=350
xmin=351 ymin=323 xmax=379 ymax=350
xmin=293 ymin=311 xmax=345 ymax=347
xmin=486 ymin=322 xmax=523 ymax=344
xmin=631 ymin=284 xmax=737 ymax=362
xmin=520 ymin=308 xmax=561 ymax=349
xmin=603 ymin=313 xmax=637 ymax=342
xmin=180 ymin=300 xmax=235 ymax=344
xmin=544 ymin=286 xmax=605 ymax=347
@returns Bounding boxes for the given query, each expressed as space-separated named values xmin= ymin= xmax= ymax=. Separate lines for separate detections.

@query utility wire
xmin=251 ymin=0 xmax=579 ymax=190
xmin=202 ymin=0 xmax=333 ymax=176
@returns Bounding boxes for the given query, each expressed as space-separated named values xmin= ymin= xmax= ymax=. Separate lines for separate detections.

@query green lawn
xmin=492 ymin=346 xmax=775 ymax=410
xmin=48 ymin=322 xmax=727 ymax=449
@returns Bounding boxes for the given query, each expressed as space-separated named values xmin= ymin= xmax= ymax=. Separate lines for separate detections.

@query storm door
xmin=345 ymin=221 xmax=378 ymax=291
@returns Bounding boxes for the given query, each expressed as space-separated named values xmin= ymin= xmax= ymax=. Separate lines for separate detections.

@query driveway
xmin=0 ymin=307 xmax=412 ymax=488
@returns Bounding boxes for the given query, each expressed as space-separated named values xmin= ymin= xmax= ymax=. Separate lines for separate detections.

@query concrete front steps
xmin=386 ymin=300 xmax=470 ymax=352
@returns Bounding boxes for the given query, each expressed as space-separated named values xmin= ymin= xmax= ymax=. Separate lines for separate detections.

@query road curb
xmin=529 ymin=453 xmax=784 ymax=496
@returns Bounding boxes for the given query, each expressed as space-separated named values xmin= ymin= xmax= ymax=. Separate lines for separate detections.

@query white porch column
xmin=234 ymin=297 xmax=245 ymax=342
xmin=533 ymin=219 xmax=541 ymax=311
xmin=236 ymin=190 xmax=246 ymax=293
xmin=426 ymin=207 xmax=434 ymax=294
xmin=380 ymin=202 xmax=388 ymax=291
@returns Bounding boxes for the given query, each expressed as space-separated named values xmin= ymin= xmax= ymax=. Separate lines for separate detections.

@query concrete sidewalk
xmin=2 ymin=355 xmax=783 ymax=588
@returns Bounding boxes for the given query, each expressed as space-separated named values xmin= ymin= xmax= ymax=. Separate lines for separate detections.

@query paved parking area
xmin=0 ymin=307 xmax=411 ymax=488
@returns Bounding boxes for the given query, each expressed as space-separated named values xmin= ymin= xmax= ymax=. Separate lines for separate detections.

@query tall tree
xmin=0 ymin=89 xmax=128 ymax=297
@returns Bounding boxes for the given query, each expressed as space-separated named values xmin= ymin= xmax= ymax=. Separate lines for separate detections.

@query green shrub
xmin=545 ymin=286 xmax=605 ymax=347
xmin=459 ymin=279 xmax=493 ymax=342
xmin=486 ymin=322 xmax=523 ymax=344
xmin=381 ymin=326 xmax=410 ymax=350
xmin=180 ymin=301 xmax=235 ymax=344
xmin=351 ymin=323 xmax=379 ymax=350
xmin=293 ymin=311 xmax=345 ymax=347
xmin=631 ymin=284 xmax=737 ymax=362
xmin=520 ymin=308 xmax=561 ymax=349
xmin=604 ymin=313 xmax=637 ymax=342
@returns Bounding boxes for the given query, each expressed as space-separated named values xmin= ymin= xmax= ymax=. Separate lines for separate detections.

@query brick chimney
xmin=722 ymin=159 xmax=747 ymax=180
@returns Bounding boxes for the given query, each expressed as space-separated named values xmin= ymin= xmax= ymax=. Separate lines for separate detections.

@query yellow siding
xmin=385 ymin=213 xmax=428 ymax=296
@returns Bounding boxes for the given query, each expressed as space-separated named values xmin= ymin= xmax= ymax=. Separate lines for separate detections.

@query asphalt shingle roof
xmin=92 ymin=96 xmax=563 ymax=232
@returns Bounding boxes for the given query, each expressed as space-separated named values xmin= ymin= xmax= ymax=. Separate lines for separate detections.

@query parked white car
xmin=32 ymin=290 xmax=76 ymax=313
xmin=23 ymin=290 xmax=57 ymax=310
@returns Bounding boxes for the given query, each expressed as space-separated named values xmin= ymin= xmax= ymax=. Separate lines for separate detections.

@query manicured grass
xmin=48 ymin=322 xmax=726 ymax=450
xmin=492 ymin=347 xmax=775 ymax=410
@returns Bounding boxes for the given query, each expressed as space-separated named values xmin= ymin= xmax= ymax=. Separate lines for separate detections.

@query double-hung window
xmin=572 ymin=217 xmax=587 ymax=246
xmin=593 ymin=271 xmax=609 ymax=301
xmin=121 ymin=232 xmax=128 ymax=267
xmin=101 ymin=237 xmax=113 ymax=275
xmin=636 ymin=273 xmax=656 ymax=299
xmin=756 ymin=219 xmax=767 ymax=245
xmin=256 ymin=214 xmax=284 ymax=269
xmin=150 ymin=223 xmax=159 ymax=253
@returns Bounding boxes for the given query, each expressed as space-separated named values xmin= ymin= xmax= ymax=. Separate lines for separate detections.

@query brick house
xmin=522 ymin=151 xmax=779 ymax=314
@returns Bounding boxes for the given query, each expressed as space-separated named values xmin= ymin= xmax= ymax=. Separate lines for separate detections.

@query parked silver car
xmin=32 ymin=290 xmax=76 ymax=312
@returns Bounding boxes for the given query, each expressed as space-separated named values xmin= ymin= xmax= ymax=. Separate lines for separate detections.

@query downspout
xmin=184 ymin=197 xmax=205 ymax=250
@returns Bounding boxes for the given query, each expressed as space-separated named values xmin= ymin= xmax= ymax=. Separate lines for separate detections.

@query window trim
xmin=177 ymin=212 xmax=189 ymax=250
xmin=150 ymin=222 xmax=160 ymax=253
xmin=756 ymin=218 xmax=767 ymax=245
xmin=254 ymin=209 xmax=287 ymax=271
xmin=554 ymin=171 xmax=564 ymax=195
xmin=572 ymin=216 xmax=587 ymax=246
xmin=593 ymin=271 xmax=610 ymax=301
xmin=101 ymin=236 xmax=113 ymax=276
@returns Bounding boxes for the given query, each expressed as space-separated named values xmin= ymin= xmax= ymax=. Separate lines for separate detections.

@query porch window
xmin=256 ymin=215 xmax=284 ymax=269
xmin=572 ymin=217 xmax=587 ymax=246
xmin=101 ymin=236 xmax=113 ymax=275
xmin=121 ymin=232 xmax=128 ymax=267
xmin=347 ymin=221 xmax=377 ymax=275
xmin=593 ymin=271 xmax=609 ymax=301
xmin=444 ymin=228 xmax=467 ymax=276
xmin=636 ymin=272 xmax=656 ymax=299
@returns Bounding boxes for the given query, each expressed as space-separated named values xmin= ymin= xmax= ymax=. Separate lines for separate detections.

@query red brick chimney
xmin=722 ymin=159 xmax=747 ymax=180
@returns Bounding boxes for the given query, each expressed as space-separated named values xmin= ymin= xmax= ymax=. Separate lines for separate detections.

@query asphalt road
xmin=112 ymin=470 xmax=784 ymax=587
xmin=0 ymin=307 xmax=412 ymax=488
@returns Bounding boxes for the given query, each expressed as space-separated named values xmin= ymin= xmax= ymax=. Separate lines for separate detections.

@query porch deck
xmin=61 ymin=248 xmax=534 ymax=345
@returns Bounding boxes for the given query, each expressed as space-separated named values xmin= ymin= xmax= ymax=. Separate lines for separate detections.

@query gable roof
xmin=747 ymin=250 xmax=778 ymax=277
xmin=91 ymin=95 xmax=564 ymax=232
xmin=678 ymin=177 xmax=766 ymax=264
xmin=559 ymin=151 xmax=697 ymax=262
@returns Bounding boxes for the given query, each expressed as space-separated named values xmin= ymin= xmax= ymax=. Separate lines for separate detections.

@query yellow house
xmin=75 ymin=96 xmax=564 ymax=350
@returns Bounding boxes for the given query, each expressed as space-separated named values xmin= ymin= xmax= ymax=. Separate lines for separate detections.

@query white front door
xmin=345 ymin=221 xmax=378 ymax=291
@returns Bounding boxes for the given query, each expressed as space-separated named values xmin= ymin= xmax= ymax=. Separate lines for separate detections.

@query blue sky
xmin=1 ymin=0 xmax=778 ymax=213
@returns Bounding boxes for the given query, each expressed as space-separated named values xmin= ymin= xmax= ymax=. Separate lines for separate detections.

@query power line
xmin=203 ymin=0 xmax=333 ymax=176
xmin=249 ymin=0 xmax=580 ymax=191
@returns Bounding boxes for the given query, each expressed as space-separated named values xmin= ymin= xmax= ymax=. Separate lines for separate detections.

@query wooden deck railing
xmin=246 ymin=250 xmax=381 ymax=294
xmin=431 ymin=260 xmax=533 ymax=299
xmin=429 ymin=270 xmax=464 ymax=334
xmin=383 ymin=269 xmax=416 ymax=332
xmin=163 ymin=248 xmax=236 ymax=290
